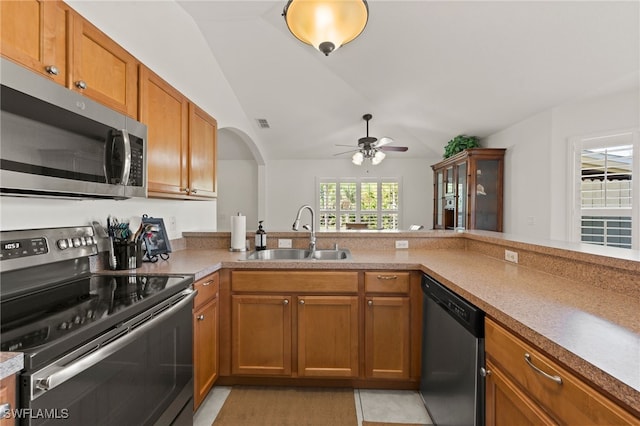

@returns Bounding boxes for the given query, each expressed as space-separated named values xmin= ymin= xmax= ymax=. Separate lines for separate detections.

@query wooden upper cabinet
xmin=139 ymin=65 xmax=189 ymax=196
xmin=0 ymin=0 xmax=68 ymax=85
xmin=70 ymin=13 xmax=138 ymax=117
xmin=188 ymin=103 xmax=218 ymax=199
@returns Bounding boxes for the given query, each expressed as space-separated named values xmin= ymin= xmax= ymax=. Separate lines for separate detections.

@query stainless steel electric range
xmin=0 ymin=226 xmax=195 ymax=426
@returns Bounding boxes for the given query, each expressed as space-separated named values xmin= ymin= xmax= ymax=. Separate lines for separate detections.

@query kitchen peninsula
xmin=125 ymin=229 xmax=639 ymax=421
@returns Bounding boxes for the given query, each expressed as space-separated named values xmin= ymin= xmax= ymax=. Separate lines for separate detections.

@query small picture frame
xmin=141 ymin=216 xmax=172 ymax=258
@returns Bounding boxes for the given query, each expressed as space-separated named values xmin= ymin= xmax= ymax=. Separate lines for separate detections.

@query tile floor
xmin=194 ymin=386 xmax=432 ymax=425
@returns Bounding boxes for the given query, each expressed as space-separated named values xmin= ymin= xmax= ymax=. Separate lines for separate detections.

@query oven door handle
xmin=34 ymin=289 xmax=195 ymax=394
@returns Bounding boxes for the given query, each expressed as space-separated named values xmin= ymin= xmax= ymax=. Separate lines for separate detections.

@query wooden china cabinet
xmin=432 ymin=148 xmax=505 ymax=231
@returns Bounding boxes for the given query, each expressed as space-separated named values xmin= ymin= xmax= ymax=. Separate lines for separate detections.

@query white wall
xmin=484 ymin=87 xmax=639 ymax=240
xmin=0 ymin=196 xmax=215 ymax=238
xmin=265 ymin=158 xmax=435 ymax=231
xmin=217 ymin=160 xmax=259 ymax=231
xmin=483 ymin=111 xmax=552 ymax=237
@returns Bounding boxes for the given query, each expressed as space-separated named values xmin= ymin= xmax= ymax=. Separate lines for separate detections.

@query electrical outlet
xmin=167 ymin=216 xmax=177 ymax=237
xmin=395 ymin=240 xmax=409 ymax=249
xmin=505 ymin=249 xmax=518 ymax=263
xmin=278 ymin=239 xmax=292 ymax=248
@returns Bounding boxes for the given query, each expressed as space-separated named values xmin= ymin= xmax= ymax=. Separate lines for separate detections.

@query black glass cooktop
xmin=0 ymin=274 xmax=191 ymax=369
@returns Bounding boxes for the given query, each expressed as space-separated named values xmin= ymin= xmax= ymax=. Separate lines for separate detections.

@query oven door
xmin=20 ymin=290 xmax=195 ymax=426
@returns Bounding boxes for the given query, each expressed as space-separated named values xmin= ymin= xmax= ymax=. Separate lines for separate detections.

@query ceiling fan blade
xmin=375 ymin=137 xmax=394 ymax=147
xmin=333 ymin=149 xmax=359 ymax=156
xmin=380 ymin=146 xmax=408 ymax=152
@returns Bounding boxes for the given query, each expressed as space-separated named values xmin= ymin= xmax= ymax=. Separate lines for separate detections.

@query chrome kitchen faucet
xmin=292 ymin=205 xmax=316 ymax=252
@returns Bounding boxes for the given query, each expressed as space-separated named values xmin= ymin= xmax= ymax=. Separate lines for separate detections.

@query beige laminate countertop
xmin=128 ymin=247 xmax=640 ymax=415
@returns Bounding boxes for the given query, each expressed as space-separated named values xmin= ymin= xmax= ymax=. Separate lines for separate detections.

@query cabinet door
xmin=365 ymin=296 xmax=410 ymax=379
xmin=485 ymin=360 xmax=557 ymax=426
xmin=297 ymin=295 xmax=359 ymax=378
xmin=0 ymin=0 xmax=67 ymax=85
xmin=139 ymin=66 xmax=189 ymax=197
xmin=188 ymin=103 xmax=217 ymax=198
xmin=71 ymin=16 xmax=138 ymax=117
xmin=231 ymin=295 xmax=292 ymax=376
xmin=193 ymin=297 xmax=218 ymax=410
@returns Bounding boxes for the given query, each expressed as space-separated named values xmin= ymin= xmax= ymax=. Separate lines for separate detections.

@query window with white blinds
xmin=318 ymin=178 xmax=400 ymax=230
xmin=573 ymin=131 xmax=638 ymax=249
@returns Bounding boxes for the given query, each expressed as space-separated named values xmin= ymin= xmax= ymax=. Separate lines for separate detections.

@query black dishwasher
xmin=420 ymin=273 xmax=485 ymax=426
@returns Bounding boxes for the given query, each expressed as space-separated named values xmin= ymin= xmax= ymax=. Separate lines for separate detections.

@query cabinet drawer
xmin=231 ymin=271 xmax=358 ymax=293
xmin=364 ymin=272 xmax=410 ymax=294
xmin=194 ymin=272 xmax=219 ymax=309
xmin=485 ymin=318 xmax=637 ymax=425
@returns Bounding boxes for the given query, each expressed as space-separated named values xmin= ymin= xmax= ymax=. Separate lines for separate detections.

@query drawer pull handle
xmin=202 ymin=280 xmax=214 ymax=286
xmin=524 ymin=353 xmax=563 ymax=385
xmin=376 ymin=275 xmax=398 ymax=280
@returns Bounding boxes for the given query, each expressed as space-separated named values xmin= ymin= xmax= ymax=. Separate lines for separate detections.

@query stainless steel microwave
xmin=0 ymin=58 xmax=147 ymax=199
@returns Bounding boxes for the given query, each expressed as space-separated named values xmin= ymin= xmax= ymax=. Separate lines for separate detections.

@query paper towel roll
xmin=230 ymin=214 xmax=246 ymax=251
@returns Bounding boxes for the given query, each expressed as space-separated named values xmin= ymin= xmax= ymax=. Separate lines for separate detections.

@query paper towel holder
xmin=230 ymin=212 xmax=248 ymax=252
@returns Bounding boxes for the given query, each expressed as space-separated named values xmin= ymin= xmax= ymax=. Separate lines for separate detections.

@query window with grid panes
xmin=318 ymin=178 xmax=400 ymax=230
xmin=572 ymin=131 xmax=638 ymax=249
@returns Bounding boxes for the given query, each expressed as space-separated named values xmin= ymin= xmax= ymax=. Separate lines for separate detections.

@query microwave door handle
xmin=120 ymin=130 xmax=131 ymax=185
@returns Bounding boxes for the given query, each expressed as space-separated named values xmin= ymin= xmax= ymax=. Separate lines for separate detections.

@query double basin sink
xmin=243 ymin=248 xmax=352 ymax=261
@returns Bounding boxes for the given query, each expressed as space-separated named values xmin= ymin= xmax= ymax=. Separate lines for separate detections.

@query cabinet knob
xmin=299 ymin=300 xmax=305 ymax=305
xmin=191 ymin=189 xmax=198 ymax=194
xmin=197 ymin=314 xmax=205 ymax=321
xmin=283 ymin=299 xmax=289 ymax=305
xmin=367 ymin=300 xmax=373 ymax=306
xmin=45 ymin=65 xmax=59 ymax=75
xmin=181 ymin=187 xmax=190 ymax=193
xmin=480 ymin=367 xmax=491 ymax=377
xmin=75 ymin=80 xmax=87 ymax=90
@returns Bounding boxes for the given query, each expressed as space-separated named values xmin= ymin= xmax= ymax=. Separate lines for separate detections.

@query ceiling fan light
xmin=283 ymin=0 xmax=369 ymax=56
xmin=371 ymin=150 xmax=386 ymax=165
xmin=352 ymin=151 xmax=364 ymax=165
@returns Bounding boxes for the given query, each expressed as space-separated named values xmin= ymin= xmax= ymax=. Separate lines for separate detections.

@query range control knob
xmin=72 ymin=238 xmax=81 ymax=248
xmin=57 ymin=239 xmax=69 ymax=250
xmin=85 ymin=236 xmax=94 ymax=245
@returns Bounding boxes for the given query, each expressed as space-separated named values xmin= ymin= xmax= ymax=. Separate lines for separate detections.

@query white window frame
xmin=316 ymin=177 xmax=402 ymax=231
xmin=570 ymin=129 xmax=639 ymax=249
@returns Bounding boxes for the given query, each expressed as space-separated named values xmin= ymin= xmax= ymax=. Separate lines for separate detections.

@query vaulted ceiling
xmin=178 ymin=1 xmax=639 ymax=161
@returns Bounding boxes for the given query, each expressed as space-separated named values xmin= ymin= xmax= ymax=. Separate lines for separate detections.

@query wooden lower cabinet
xmin=485 ymin=318 xmax=638 ymax=425
xmin=193 ymin=273 xmax=219 ymax=410
xmin=364 ymin=272 xmax=413 ymax=380
xmin=297 ymin=295 xmax=359 ymax=378
xmin=485 ymin=359 xmax=556 ymax=426
xmin=230 ymin=294 xmax=359 ymax=378
xmin=231 ymin=294 xmax=292 ymax=376
xmin=365 ymin=296 xmax=410 ymax=379
xmin=0 ymin=374 xmax=16 ymax=426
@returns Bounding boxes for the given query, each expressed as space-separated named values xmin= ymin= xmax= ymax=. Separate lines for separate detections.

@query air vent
xmin=256 ymin=118 xmax=270 ymax=129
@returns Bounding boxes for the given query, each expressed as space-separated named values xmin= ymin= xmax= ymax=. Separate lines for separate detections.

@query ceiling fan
xmin=335 ymin=114 xmax=408 ymax=165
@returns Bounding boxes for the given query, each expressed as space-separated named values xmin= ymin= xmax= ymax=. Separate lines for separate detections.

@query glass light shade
xmin=283 ymin=0 xmax=369 ymax=56
xmin=371 ymin=150 xmax=386 ymax=165
xmin=352 ymin=151 xmax=364 ymax=165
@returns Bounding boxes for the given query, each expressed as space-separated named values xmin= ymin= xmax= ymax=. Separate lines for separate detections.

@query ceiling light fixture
xmin=282 ymin=0 xmax=369 ymax=56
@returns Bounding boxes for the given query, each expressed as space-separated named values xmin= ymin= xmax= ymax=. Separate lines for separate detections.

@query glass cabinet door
xmin=435 ymin=170 xmax=444 ymax=228
xmin=474 ymin=159 xmax=500 ymax=230
xmin=456 ymin=162 xmax=467 ymax=229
